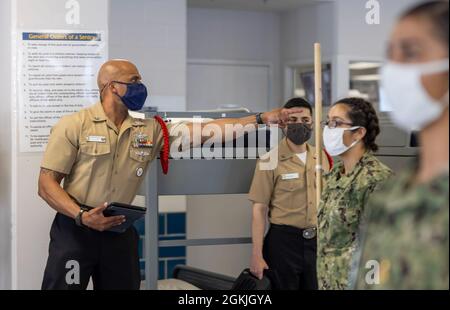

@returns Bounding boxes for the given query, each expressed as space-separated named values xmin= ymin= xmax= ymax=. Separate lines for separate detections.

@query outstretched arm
xmin=184 ymin=107 xmax=304 ymax=146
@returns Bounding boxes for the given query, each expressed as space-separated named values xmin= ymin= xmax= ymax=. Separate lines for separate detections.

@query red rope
xmin=154 ymin=116 xmax=170 ymax=175
xmin=324 ymin=148 xmax=334 ymax=170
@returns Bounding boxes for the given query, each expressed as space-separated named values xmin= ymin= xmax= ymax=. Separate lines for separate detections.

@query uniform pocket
xmin=277 ymin=179 xmax=303 ymax=192
xmin=77 ymin=142 xmax=111 ymax=180
xmin=272 ymin=177 xmax=306 ymax=213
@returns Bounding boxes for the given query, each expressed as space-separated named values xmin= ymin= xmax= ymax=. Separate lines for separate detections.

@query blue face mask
xmin=113 ymin=81 xmax=148 ymax=111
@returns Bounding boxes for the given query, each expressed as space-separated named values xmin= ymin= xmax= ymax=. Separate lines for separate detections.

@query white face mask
xmin=323 ymin=126 xmax=362 ymax=157
xmin=381 ymin=59 xmax=449 ymax=131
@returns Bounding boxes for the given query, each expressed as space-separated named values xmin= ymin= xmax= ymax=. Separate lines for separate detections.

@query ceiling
xmin=187 ymin=0 xmax=328 ymax=12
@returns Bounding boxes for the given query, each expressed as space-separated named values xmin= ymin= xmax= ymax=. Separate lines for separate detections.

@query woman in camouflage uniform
xmin=317 ymin=98 xmax=393 ymax=290
xmin=355 ymin=1 xmax=449 ymax=290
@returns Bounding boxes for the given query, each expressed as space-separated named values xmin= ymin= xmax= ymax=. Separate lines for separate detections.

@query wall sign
xmin=17 ymin=30 xmax=107 ymax=152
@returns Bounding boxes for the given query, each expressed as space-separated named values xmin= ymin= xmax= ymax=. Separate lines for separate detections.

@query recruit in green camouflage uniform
xmin=353 ymin=164 xmax=449 ymax=290
xmin=317 ymin=152 xmax=393 ymax=290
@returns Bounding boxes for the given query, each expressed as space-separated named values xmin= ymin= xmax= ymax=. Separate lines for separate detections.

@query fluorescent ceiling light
xmin=349 ymin=62 xmax=382 ymax=70
xmin=352 ymin=74 xmax=380 ymax=81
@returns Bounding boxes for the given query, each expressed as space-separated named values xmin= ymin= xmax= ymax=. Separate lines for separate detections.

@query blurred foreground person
xmin=355 ymin=1 xmax=449 ymax=290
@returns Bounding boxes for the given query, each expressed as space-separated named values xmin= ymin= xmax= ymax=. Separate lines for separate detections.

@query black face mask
xmin=285 ymin=123 xmax=312 ymax=146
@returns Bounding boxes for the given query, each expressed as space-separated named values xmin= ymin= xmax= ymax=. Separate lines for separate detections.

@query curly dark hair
xmin=333 ymin=97 xmax=381 ymax=153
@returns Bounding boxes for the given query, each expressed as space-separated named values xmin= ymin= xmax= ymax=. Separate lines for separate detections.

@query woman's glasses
xmin=321 ymin=120 xmax=354 ymax=129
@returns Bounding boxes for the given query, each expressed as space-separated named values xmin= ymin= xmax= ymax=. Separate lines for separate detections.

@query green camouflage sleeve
xmin=354 ymin=171 xmax=449 ymax=290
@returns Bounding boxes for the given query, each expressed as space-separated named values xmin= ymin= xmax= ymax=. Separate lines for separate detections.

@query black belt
xmin=270 ymin=224 xmax=317 ymax=240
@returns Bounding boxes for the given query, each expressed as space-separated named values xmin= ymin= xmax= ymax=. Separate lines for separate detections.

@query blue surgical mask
xmin=113 ymin=81 xmax=148 ymax=111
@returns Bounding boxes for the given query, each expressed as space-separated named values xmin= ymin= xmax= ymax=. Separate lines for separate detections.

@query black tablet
xmin=103 ymin=202 xmax=147 ymax=233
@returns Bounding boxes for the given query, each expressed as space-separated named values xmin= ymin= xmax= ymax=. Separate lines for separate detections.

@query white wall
xmin=335 ymin=0 xmax=421 ymax=58
xmin=280 ymin=2 xmax=336 ymax=102
xmin=0 ymin=0 xmax=13 ymax=290
xmin=281 ymin=2 xmax=336 ymax=63
xmin=187 ymin=8 xmax=282 ymax=110
xmin=281 ymin=0 xmax=421 ymax=102
xmin=281 ymin=0 xmax=418 ymax=63
xmin=332 ymin=0 xmax=421 ymax=100
xmin=110 ymin=0 xmax=187 ymax=112
xmin=185 ymin=8 xmax=282 ymax=278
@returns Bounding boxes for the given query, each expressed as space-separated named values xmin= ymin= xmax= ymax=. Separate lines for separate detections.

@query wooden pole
xmin=314 ymin=43 xmax=323 ymax=209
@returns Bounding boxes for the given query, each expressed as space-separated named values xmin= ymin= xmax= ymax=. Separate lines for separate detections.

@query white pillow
xmin=157 ymin=279 xmax=201 ymax=290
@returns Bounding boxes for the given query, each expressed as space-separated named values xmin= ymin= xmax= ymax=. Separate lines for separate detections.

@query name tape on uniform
xmin=281 ymin=173 xmax=300 ymax=180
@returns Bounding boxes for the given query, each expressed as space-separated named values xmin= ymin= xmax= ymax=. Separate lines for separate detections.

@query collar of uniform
xmin=278 ymin=138 xmax=313 ymax=162
xmin=306 ymin=144 xmax=318 ymax=165
xmin=131 ymin=118 xmax=145 ymax=127
xmin=119 ymin=114 xmax=136 ymax=133
xmin=91 ymin=102 xmax=140 ymax=134
xmin=278 ymin=138 xmax=295 ymax=161
xmin=91 ymin=101 xmax=108 ymax=122
xmin=90 ymin=101 xmax=120 ymax=133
